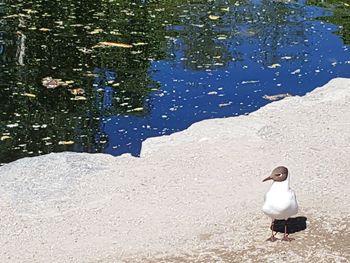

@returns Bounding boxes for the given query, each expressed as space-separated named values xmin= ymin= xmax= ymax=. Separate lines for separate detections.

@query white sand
xmin=0 ymin=78 xmax=349 ymax=263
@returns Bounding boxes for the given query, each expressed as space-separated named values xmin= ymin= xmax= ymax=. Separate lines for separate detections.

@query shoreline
xmin=0 ymin=78 xmax=349 ymax=262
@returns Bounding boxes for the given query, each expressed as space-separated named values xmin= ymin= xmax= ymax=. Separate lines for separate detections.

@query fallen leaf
xmin=1 ymin=136 xmax=12 ymax=141
xmin=263 ymin=93 xmax=291 ymax=101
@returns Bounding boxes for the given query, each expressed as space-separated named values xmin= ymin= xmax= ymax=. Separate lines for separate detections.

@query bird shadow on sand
xmin=272 ymin=216 xmax=307 ymax=234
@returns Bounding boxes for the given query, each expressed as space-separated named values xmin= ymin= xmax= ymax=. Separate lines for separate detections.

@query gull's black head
xmin=263 ymin=166 xmax=288 ymax=182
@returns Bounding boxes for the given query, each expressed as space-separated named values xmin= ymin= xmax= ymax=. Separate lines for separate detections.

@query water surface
xmin=1 ymin=0 xmax=350 ymax=164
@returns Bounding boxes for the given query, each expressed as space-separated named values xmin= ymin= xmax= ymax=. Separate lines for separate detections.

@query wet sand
xmin=0 ymin=78 xmax=349 ymax=262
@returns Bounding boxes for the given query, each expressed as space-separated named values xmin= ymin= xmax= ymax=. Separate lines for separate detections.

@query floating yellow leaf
xmin=70 ymin=96 xmax=87 ymax=100
xmin=209 ymin=15 xmax=220 ymax=20
xmin=1 ymin=136 xmax=12 ymax=141
xmin=22 ymin=93 xmax=36 ymax=98
xmin=268 ymin=63 xmax=281 ymax=69
xmin=89 ymin=28 xmax=103 ymax=34
xmin=23 ymin=9 xmax=37 ymax=14
xmin=58 ymin=140 xmax=74 ymax=145
xmin=132 ymin=107 xmax=144 ymax=112
xmin=133 ymin=42 xmax=148 ymax=46
xmin=93 ymin=42 xmax=133 ymax=48
xmin=63 ymin=80 xmax=75 ymax=85
xmin=110 ymin=31 xmax=122 ymax=36
xmin=38 ymin=28 xmax=50 ymax=32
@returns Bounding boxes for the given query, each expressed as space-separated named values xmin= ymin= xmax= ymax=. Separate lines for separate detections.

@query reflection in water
xmin=0 ymin=0 xmax=350 ymax=163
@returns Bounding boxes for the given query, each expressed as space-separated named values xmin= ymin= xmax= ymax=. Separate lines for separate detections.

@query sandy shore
xmin=0 ymin=78 xmax=349 ymax=262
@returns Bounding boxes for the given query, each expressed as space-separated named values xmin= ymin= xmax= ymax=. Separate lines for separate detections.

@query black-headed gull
xmin=262 ymin=166 xmax=298 ymax=241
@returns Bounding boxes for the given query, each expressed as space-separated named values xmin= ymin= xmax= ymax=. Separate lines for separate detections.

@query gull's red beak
xmin=262 ymin=176 xmax=272 ymax=182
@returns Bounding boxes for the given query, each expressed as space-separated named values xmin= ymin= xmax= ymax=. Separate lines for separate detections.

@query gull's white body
xmin=262 ymin=176 xmax=298 ymax=220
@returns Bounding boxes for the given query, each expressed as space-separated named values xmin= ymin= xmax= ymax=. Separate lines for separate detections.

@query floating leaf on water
xmin=89 ymin=28 xmax=104 ymax=34
xmin=191 ymin=24 xmax=204 ymax=28
xmin=241 ymin=80 xmax=259 ymax=84
xmin=263 ymin=93 xmax=291 ymax=101
xmin=84 ymin=72 xmax=98 ymax=77
xmin=221 ymin=7 xmax=230 ymax=11
xmin=4 ymin=14 xmax=30 ymax=19
xmin=219 ymin=102 xmax=232 ymax=107
xmin=6 ymin=123 xmax=19 ymax=128
xmin=42 ymin=77 xmax=63 ymax=89
xmin=1 ymin=136 xmax=12 ymax=141
xmin=69 ymin=88 xmax=85 ymax=95
xmin=78 ymin=47 xmax=93 ymax=54
xmin=208 ymin=91 xmax=217 ymax=95
xmin=58 ymin=140 xmax=74 ymax=145
xmin=38 ymin=28 xmax=50 ymax=32
xmin=209 ymin=15 xmax=220 ymax=20
xmin=133 ymin=42 xmax=148 ymax=46
xmin=131 ymin=50 xmax=143 ymax=54
xmin=93 ymin=42 xmax=133 ymax=48
xmin=70 ymin=96 xmax=87 ymax=100
xmin=291 ymin=69 xmax=301 ymax=75
xmin=63 ymin=80 xmax=75 ymax=85
xmin=23 ymin=9 xmax=37 ymax=14
xmin=22 ymin=93 xmax=36 ymax=98
xmin=110 ymin=31 xmax=122 ymax=36
xmin=268 ymin=63 xmax=281 ymax=69
xmin=54 ymin=20 xmax=64 ymax=25
xmin=132 ymin=107 xmax=143 ymax=112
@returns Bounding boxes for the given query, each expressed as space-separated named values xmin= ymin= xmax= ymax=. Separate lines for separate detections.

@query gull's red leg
xmin=266 ymin=220 xmax=277 ymax=242
xmin=282 ymin=222 xmax=294 ymax=241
